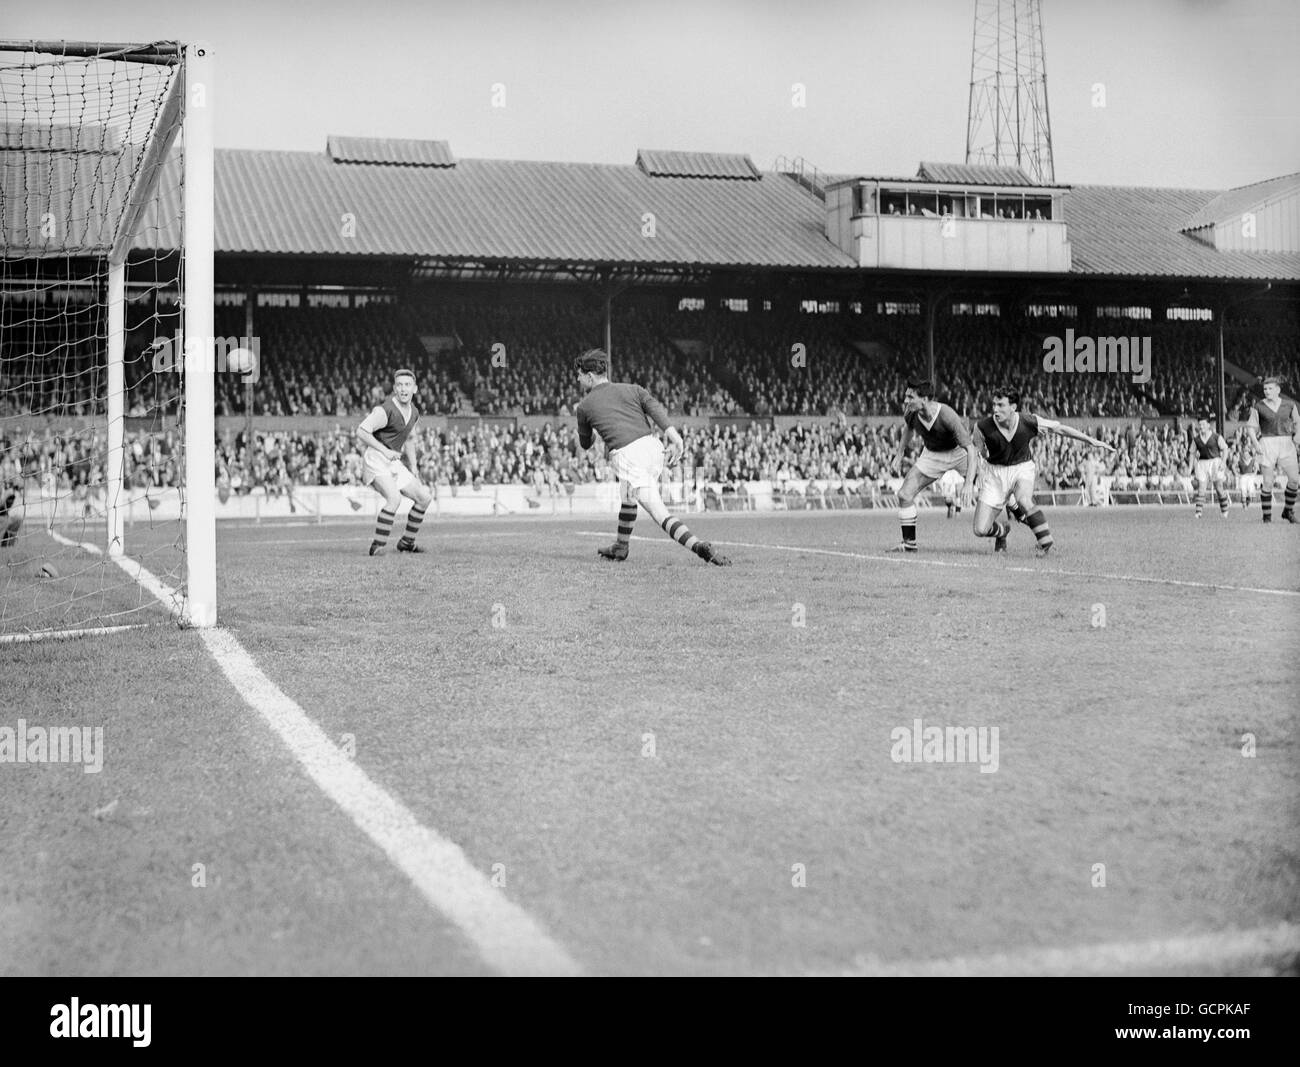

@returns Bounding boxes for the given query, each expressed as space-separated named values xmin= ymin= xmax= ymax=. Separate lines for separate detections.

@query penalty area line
xmin=812 ymin=921 xmax=1300 ymax=977
xmin=46 ymin=534 xmax=582 ymax=977
xmin=575 ymin=532 xmax=1300 ymax=598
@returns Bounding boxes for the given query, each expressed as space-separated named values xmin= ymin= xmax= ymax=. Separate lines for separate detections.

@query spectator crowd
xmin=1 ymin=416 xmax=1285 ymax=510
xmin=5 ymin=297 xmax=1295 ymax=422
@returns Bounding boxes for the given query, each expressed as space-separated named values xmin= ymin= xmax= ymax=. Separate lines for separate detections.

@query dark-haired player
xmin=1245 ymin=376 xmax=1300 ymax=523
xmin=574 ymin=349 xmax=730 ymax=566
xmin=962 ymin=388 xmax=1113 ymax=555
xmin=887 ymin=379 xmax=971 ymax=552
xmin=356 ymin=368 xmax=433 ymax=555
xmin=1189 ymin=414 xmax=1230 ymax=519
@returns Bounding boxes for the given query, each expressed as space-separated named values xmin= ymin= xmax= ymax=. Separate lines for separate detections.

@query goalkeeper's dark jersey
xmin=575 ymin=382 xmax=671 ymax=452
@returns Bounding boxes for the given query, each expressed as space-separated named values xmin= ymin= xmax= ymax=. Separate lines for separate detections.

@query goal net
xmin=0 ymin=40 xmax=215 ymax=640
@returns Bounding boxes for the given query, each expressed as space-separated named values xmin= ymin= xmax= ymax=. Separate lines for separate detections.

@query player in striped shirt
xmin=887 ymin=379 xmax=972 ymax=552
xmin=1189 ymin=414 xmax=1230 ymax=518
xmin=356 ymin=369 xmax=433 ymax=555
xmin=1244 ymin=376 xmax=1300 ymax=523
xmin=963 ymin=387 xmax=1114 ymax=555
xmin=574 ymin=349 xmax=730 ymax=566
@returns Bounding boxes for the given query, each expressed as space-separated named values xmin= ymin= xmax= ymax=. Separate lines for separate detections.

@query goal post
xmin=0 ymin=39 xmax=215 ymax=638
xmin=182 ymin=42 xmax=216 ymax=628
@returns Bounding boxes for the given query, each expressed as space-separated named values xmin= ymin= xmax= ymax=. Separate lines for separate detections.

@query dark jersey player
xmin=356 ymin=369 xmax=434 ymax=555
xmin=962 ymin=387 xmax=1113 ymax=555
xmin=1189 ymin=415 xmax=1230 ymax=519
xmin=1245 ymin=376 xmax=1300 ymax=523
xmin=888 ymin=379 xmax=972 ymax=552
xmin=574 ymin=349 xmax=730 ymax=566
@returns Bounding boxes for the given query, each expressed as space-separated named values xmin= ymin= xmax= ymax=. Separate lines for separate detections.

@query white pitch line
xmin=47 ymin=530 xmax=187 ymax=619
xmin=46 ymin=533 xmax=582 ymax=976
xmin=577 ymin=531 xmax=1300 ymax=598
xmin=816 ymin=922 xmax=1300 ymax=977
xmin=200 ymin=627 xmax=582 ymax=977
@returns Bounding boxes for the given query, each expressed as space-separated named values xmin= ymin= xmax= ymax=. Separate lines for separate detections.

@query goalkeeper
xmin=574 ymin=349 xmax=730 ymax=566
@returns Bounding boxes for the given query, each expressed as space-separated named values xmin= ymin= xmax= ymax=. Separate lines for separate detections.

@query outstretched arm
xmin=1037 ymin=416 xmax=1116 ymax=452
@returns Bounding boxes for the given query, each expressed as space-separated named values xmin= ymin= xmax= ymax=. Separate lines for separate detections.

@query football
xmin=227 ymin=347 xmax=256 ymax=374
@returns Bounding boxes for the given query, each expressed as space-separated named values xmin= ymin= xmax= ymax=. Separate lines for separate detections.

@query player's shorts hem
xmin=1194 ymin=459 xmax=1226 ymax=483
xmin=362 ymin=449 xmax=418 ymax=491
xmin=1258 ymin=437 xmax=1298 ymax=471
xmin=914 ymin=447 xmax=969 ymax=480
xmin=611 ymin=435 xmax=665 ymax=497
xmin=978 ymin=461 xmax=1036 ymax=509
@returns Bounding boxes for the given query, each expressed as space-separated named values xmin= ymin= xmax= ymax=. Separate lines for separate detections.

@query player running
xmin=962 ymin=388 xmax=1114 ymax=555
xmin=1189 ymin=414 xmax=1230 ymax=519
xmin=356 ymin=369 xmax=433 ymax=555
xmin=887 ymin=379 xmax=971 ymax=551
xmin=1244 ymin=376 xmax=1300 ymax=523
xmin=574 ymin=349 xmax=730 ymax=566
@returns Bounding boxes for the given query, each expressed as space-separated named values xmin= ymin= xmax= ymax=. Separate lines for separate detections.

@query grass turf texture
xmin=3 ymin=507 xmax=1298 ymax=975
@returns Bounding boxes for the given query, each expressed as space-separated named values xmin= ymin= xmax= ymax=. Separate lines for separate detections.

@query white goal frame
xmin=1 ymin=40 xmax=217 ymax=628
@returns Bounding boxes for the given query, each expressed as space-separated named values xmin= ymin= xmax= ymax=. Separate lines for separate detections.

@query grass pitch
xmin=3 ymin=506 xmax=1298 ymax=975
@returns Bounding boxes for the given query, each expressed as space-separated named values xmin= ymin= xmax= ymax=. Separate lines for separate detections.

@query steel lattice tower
xmin=965 ymin=0 xmax=1055 ymax=184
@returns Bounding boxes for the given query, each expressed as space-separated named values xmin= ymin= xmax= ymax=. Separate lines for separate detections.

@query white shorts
xmin=914 ymin=447 xmax=970 ymax=481
xmin=937 ymin=469 xmax=964 ymax=497
xmin=1194 ymin=458 xmax=1226 ymax=484
xmin=610 ymin=435 xmax=665 ymax=504
xmin=979 ymin=461 xmax=1036 ymax=511
xmin=1258 ymin=437 xmax=1299 ymax=475
xmin=362 ymin=447 xmax=418 ymax=491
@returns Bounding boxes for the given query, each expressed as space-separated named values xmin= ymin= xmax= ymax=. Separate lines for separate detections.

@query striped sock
xmin=979 ymin=519 xmax=1009 ymax=539
xmin=898 ymin=504 xmax=918 ymax=546
xmin=616 ymin=503 xmax=637 ymax=546
xmin=1007 ymin=500 xmax=1029 ymax=524
xmin=1023 ymin=507 xmax=1053 ymax=546
xmin=401 ymin=504 xmax=427 ymax=544
xmin=1262 ymin=489 xmax=1273 ymax=520
xmin=1194 ymin=486 xmax=1204 ymax=516
xmin=373 ymin=506 xmax=397 ymax=548
xmin=1286 ymin=486 xmax=1298 ymax=514
xmin=1217 ymin=488 xmax=1229 ymax=515
xmin=660 ymin=514 xmax=701 ymax=553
